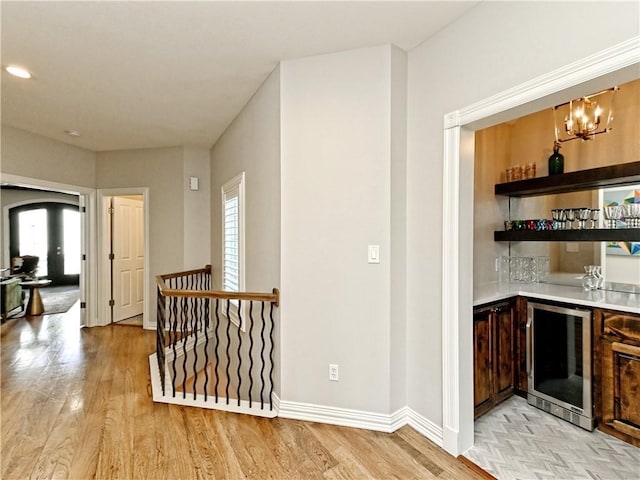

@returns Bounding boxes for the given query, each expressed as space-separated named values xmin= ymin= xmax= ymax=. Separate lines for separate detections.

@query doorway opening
xmin=441 ymin=39 xmax=639 ymax=456
xmin=98 ymin=188 xmax=150 ymax=329
xmin=9 ymin=201 xmax=81 ymax=286
xmin=1 ymin=176 xmax=95 ymax=327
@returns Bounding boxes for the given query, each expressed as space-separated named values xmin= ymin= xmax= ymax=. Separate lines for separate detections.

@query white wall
xmin=1 ymin=126 xmax=96 ymax=188
xmin=96 ymin=146 xmax=185 ymax=323
xmin=389 ymin=46 xmax=408 ymax=412
xmin=210 ymin=66 xmax=281 ymax=294
xmin=210 ymin=66 xmax=282 ymax=394
xmin=281 ymin=45 xmax=404 ymax=414
xmin=406 ymin=1 xmax=639 ymax=427
xmin=183 ymin=146 xmax=211 ymax=270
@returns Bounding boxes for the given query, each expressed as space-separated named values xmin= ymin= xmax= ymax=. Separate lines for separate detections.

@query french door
xmin=9 ymin=202 xmax=81 ymax=286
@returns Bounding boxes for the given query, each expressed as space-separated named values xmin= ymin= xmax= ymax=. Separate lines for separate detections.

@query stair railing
xmin=155 ymin=265 xmax=279 ymax=415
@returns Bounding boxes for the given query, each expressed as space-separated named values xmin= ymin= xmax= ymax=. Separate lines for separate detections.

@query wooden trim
xmin=158 ymin=265 xmax=212 ymax=281
xmin=593 ymin=308 xmax=604 ymax=423
xmin=457 ymin=456 xmax=497 ymax=480
xmin=156 ymin=266 xmax=279 ymax=305
xmin=159 ymin=288 xmax=279 ymax=304
xmin=612 ymin=342 xmax=640 ymax=356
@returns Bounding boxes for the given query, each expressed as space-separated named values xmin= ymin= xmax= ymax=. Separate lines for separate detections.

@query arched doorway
xmin=9 ymin=201 xmax=80 ymax=286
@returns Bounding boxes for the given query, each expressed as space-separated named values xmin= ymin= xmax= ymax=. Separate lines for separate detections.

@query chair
xmin=10 ymin=255 xmax=40 ymax=280
xmin=1 ymin=277 xmax=24 ymax=320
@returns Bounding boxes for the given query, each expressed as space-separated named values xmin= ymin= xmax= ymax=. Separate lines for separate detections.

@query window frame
xmin=221 ymin=172 xmax=246 ymax=329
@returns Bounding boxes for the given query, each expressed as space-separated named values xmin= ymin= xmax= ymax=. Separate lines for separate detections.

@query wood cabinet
xmin=474 ymin=299 xmax=516 ymax=419
xmin=594 ymin=308 xmax=640 ymax=447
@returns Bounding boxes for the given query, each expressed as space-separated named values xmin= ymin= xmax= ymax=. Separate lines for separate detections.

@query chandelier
xmin=554 ymin=86 xmax=618 ymax=142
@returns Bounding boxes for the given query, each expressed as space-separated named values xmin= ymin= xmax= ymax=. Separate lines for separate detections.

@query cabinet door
xmin=474 ymin=307 xmax=493 ymax=418
xmin=612 ymin=343 xmax=640 ymax=439
xmin=601 ymin=340 xmax=640 ymax=445
xmin=494 ymin=304 xmax=515 ymax=402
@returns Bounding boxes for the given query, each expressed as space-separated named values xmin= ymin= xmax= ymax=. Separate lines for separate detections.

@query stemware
xmin=577 ymin=208 xmax=591 ymax=229
xmin=622 ymin=203 xmax=640 ymax=228
xmin=551 ymin=209 xmax=565 ymax=230
xmin=564 ymin=208 xmax=576 ymax=229
xmin=632 ymin=204 xmax=640 ymax=228
xmin=593 ymin=266 xmax=605 ymax=289
xmin=590 ymin=209 xmax=600 ymax=229
xmin=603 ymin=205 xmax=621 ymax=229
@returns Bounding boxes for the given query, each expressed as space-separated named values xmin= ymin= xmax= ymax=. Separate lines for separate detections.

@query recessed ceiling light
xmin=5 ymin=65 xmax=32 ymax=79
xmin=65 ymin=129 xmax=81 ymax=137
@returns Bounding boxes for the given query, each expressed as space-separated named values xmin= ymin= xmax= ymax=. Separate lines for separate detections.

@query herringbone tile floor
xmin=466 ymin=396 xmax=640 ymax=480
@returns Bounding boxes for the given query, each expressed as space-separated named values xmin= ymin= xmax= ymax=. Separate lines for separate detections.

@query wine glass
xmin=565 ymin=208 xmax=576 ymax=229
xmin=622 ymin=203 xmax=640 ymax=228
xmin=590 ymin=209 xmax=600 ymax=229
xmin=631 ymin=204 xmax=640 ymax=228
xmin=603 ymin=205 xmax=621 ymax=229
xmin=577 ymin=208 xmax=591 ymax=229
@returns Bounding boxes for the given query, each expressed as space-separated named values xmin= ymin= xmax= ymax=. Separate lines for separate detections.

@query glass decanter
xmin=582 ymin=265 xmax=598 ymax=291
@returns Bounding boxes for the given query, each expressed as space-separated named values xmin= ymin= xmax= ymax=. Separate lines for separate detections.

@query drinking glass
xmin=632 ymin=204 xmax=640 ymax=228
xmin=582 ymin=265 xmax=598 ymax=291
xmin=603 ymin=205 xmax=621 ymax=229
xmin=593 ymin=266 xmax=605 ymax=289
xmin=622 ymin=203 xmax=640 ymax=228
xmin=565 ymin=208 xmax=576 ymax=229
xmin=590 ymin=209 xmax=600 ymax=229
xmin=577 ymin=208 xmax=591 ymax=229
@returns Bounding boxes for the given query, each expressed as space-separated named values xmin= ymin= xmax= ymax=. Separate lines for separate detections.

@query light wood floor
xmin=1 ymin=304 xmax=486 ymax=479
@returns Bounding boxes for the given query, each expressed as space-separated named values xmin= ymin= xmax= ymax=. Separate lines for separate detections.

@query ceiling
xmin=1 ymin=1 xmax=479 ymax=152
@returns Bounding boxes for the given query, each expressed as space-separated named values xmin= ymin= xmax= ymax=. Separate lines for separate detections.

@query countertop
xmin=474 ymin=281 xmax=640 ymax=314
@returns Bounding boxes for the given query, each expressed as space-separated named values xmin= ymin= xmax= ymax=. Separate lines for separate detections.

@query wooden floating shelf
xmin=494 ymin=229 xmax=640 ymax=242
xmin=495 ymin=161 xmax=640 ymax=197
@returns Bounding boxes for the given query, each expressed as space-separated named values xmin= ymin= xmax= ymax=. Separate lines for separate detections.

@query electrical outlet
xmin=329 ymin=364 xmax=339 ymax=381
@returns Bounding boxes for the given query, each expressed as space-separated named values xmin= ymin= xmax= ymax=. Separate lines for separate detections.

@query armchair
xmin=1 ymin=277 xmax=24 ymax=320
xmin=10 ymin=255 xmax=40 ymax=280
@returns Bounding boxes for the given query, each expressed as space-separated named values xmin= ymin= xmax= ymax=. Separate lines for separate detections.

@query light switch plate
xmin=368 ymin=245 xmax=380 ymax=264
xmin=189 ymin=176 xmax=199 ymax=191
xmin=566 ymin=242 xmax=579 ymax=253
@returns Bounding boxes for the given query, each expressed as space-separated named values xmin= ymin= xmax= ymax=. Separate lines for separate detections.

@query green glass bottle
xmin=548 ymin=141 xmax=564 ymax=175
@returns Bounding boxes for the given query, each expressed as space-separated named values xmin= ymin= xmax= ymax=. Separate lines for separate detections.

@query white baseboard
xmin=405 ymin=407 xmax=444 ymax=447
xmin=151 ymin=354 xmax=443 ymax=445
xmin=278 ymin=398 xmax=399 ymax=432
xmin=277 ymin=398 xmax=443 ymax=446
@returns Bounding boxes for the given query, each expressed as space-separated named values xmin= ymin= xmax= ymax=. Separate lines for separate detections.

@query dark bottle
xmin=548 ymin=141 xmax=564 ymax=175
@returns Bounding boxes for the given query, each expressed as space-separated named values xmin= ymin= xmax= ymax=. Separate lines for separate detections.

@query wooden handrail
xmin=157 ymin=265 xmax=212 ymax=281
xmin=156 ymin=266 xmax=279 ymax=306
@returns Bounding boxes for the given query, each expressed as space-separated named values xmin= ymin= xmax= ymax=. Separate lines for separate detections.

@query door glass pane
xmin=63 ymin=209 xmax=80 ymax=275
xmin=18 ymin=209 xmax=48 ymax=277
xmin=533 ymin=309 xmax=584 ymax=408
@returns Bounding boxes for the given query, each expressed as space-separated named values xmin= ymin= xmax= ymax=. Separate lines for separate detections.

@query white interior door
xmin=112 ymin=196 xmax=144 ymax=322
